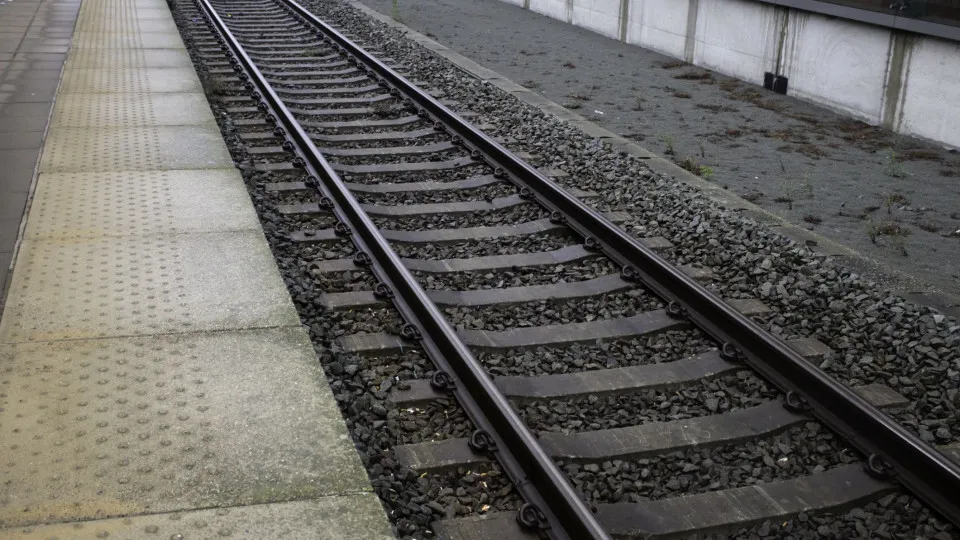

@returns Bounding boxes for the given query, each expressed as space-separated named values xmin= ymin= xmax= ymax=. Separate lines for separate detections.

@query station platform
xmin=0 ymin=0 xmax=393 ymax=537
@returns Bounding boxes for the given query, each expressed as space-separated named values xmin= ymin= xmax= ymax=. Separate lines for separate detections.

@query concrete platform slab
xmin=0 ymin=149 xmax=39 ymax=192
xmin=51 ymin=93 xmax=216 ymax=126
xmin=39 ymin=125 xmax=233 ymax=172
xmin=25 ymin=169 xmax=261 ymax=239
xmin=0 ymin=131 xmax=44 ymax=149
xmin=0 ymin=231 xmax=299 ymax=343
xmin=0 ymin=327 xmax=374 ymax=529
xmin=60 ymin=66 xmax=203 ymax=93
xmin=0 ymin=496 xmax=393 ymax=539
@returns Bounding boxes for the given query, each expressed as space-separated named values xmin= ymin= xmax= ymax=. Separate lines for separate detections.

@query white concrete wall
xmin=572 ymin=0 xmax=621 ymax=39
xmin=528 ymin=0 xmax=568 ymax=23
xmin=780 ymin=11 xmax=891 ymax=123
xmin=495 ymin=0 xmax=960 ymax=149
xmin=692 ymin=0 xmax=779 ymax=84
xmin=624 ymin=0 xmax=689 ymax=59
xmin=896 ymin=37 xmax=960 ymax=147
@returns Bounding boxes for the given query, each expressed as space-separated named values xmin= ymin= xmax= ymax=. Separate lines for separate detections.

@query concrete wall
xmin=497 ymin=0 xmax=960 ymax=149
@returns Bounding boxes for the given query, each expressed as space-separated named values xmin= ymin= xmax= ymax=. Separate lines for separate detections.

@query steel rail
xmin=189 ymin=0 xmax=609 ymax=538
xmin=274 ymin=0 xmax=960 ymax=525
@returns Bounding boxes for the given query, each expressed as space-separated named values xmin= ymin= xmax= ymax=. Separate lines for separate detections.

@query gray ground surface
xmin=354 ymin=0 xmax=960 ymax=296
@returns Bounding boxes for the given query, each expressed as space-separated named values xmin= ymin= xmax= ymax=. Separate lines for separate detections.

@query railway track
xmin=171 ymin=0 xmax=960 ymax=537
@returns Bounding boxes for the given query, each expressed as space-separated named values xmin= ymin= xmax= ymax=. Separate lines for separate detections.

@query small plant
xmin=882 ymin=148 xmax=907 ymax=178
xmin=632 ymin=96 xmax=645 ymax=111
xmin=866 ymin=219 xmax=878 ymax=244
xmin=660 ymin=134 xmax=675 ymax=156
xmin=676 ymin=156 xmax=714 ymax=179
xmin=659 ymin=60 xmax=686 ymax=69
xmin=391 ymin=0 xmax=401 ymax=21
xmin=890 ymin=234 xmax=909 ymax=256
xmin=673 ymin=70 xmax=713 ymax=81
xmin=773 ymin=195 xmax=794 ymax=210
xmin=882 ymin=192 xmax=908 ymax=214
xmin=799 ymin=174 xmax=814 ymax=198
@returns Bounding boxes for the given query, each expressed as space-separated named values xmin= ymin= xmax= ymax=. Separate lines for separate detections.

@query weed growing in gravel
xmin=883 ymin=148 xmax=908 ymax=178
xmin=660 ymin=134 xmax=675 ymax=156
xmin=676 ymin=156 xmax=714 ymax=179
xmin=673 ymin=70 xmax=713 ymax=81
xmin=659 ymin=60 xmax=686 ymax=69
xmin=866 ymin=219 xmax=879 ymax=244
xmin=890 ymin=234 xmax=909 ymax=256
xmin=775 ymin=174 xmax=814 ymax=209
xmin=773 ymin=196 xmax=794 ymax=209
xmin=391 ymin=0 xmax=401 ymax=21
xmin=864 ymin=221 xmax=912 ymax=255
xmin=882 ymin=192 xmax=908 ymax=214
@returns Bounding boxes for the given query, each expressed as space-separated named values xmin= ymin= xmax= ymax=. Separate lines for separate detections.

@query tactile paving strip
xmin=59 ymin=67 xmax=201 ymax=94
xmin=52 ymin=93 xmax=214 ymax=126
xmin=0 ymin=497 xmax=393 ymax=539
xmin=38 ymin=126 xmax=233 ymax=172
xmin=0 ymin=328 xmax=373 ymax=529
xmin=0 ymin=232 xmax=298 ymax=343
xmin=73 ymin=31 xmax=186 ymax=50
xmin=25 ymin=170 xmax=259 ymax=239
xmin=66 ymin=48 xmax=194 ymax=69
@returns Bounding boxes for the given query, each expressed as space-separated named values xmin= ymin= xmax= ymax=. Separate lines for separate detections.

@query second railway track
xmin=170 ymin=0 xmax=960 ymax=538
